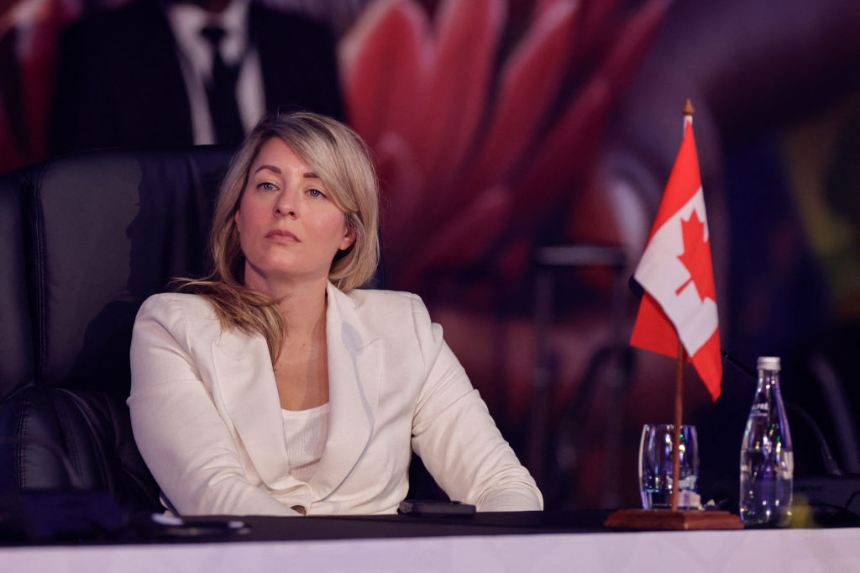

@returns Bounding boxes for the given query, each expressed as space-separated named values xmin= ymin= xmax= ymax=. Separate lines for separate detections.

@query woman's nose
xmin=274 ymin=190 xmax=298 ymax=218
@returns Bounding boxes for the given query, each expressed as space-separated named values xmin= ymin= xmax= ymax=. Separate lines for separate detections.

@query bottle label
xmin=750 ymin=403 xmax=769 ymax=415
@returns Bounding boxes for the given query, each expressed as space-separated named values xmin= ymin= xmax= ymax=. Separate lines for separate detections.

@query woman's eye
xmin=308 ymin=188 xmax=326 ymax=198
xmin=257 ymin=182 xmax=276 ymax=191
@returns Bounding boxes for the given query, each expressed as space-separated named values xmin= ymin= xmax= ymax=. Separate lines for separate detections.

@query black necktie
xmin=200 ymin=25 xmax=244 ymax=145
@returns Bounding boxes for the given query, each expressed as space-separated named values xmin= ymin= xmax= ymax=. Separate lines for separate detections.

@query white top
xmin=164 ymin=0 xmax=265 ymax=144
xmin=281 ymin=403 xmax=330 ymax=483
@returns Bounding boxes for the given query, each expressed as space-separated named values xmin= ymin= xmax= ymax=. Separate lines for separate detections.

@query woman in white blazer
xmin=128 ymin=112 xmax=543 ymax=516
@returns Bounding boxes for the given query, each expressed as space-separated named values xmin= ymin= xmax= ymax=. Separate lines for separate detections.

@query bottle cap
xmin=757 ymin=356 xmax=781 ymax=371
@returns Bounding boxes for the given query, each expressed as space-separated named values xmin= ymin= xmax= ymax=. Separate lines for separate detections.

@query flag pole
xmin=671 ymin=341 xmax=685 ymax=512
xmin=682 ymin=98 xmax=695 ymax=125
xmin=670 ymin=99 xmax=695 ymax=513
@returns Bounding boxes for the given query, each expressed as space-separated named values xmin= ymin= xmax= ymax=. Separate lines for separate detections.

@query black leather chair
xmin=0 ymin=144 xmax=395 ymax=521
xmin=0 ymin=147 xmax=235 ymax=514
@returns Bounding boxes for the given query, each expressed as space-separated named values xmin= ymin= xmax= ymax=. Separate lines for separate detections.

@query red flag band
xmin=630 ymin=120 xmax=723 ymax=400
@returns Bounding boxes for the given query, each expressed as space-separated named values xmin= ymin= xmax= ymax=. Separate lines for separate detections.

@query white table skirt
xmin=1 ymin=527 xmax=858 ymax=572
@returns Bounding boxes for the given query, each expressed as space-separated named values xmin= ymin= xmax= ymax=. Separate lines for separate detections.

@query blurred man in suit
xmin=50 ymin=0 xmax=343 ymax=154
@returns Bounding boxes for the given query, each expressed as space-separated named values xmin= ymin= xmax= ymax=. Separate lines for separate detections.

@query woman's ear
xmin=340 ymin=228 xmax=356 ymax=251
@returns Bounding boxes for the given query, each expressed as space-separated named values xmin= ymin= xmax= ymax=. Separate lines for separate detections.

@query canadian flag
xmin=630 ymin=118 xmax=723 ymax=400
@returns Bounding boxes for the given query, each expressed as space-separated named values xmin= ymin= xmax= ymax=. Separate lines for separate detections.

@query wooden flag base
xmin=604 ymin=509 xmax=743 ymax=530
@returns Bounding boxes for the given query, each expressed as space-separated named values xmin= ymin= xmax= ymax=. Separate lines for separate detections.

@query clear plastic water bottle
xmin=739 ymin=356 xmax=794 ymax=526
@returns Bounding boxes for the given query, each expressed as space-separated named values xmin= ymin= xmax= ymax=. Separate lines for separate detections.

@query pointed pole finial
xmin=683 ymin=99 xmax=695 ymax=116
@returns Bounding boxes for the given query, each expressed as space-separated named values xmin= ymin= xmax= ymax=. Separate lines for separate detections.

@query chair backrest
xmin=0 ymin=146 xmax=233 ymax=513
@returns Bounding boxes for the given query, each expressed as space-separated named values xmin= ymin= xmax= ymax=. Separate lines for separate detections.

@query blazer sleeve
xmin=128 ymin=295 xmax=299 ymax=516
xmin=408 ymin=296 xmax=543 ymax=511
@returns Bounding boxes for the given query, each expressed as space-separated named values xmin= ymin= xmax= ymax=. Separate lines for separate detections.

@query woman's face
xmin=234 ymin=137 xmax=355 ymax=291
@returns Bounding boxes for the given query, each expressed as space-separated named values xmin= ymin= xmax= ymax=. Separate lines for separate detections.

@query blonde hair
xmin=178 ymin=112 xmax=380 ymax=361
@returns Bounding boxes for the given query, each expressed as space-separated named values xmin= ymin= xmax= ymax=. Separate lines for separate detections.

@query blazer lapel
xmin=311 ymin=283 xmax=383 ymax=500
xmin=212 ymin=328 xmax=295 ymax=490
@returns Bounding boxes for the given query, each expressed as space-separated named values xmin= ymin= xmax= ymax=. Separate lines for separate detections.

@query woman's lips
xmin=265 ymin=229 xmax=300 ymax=243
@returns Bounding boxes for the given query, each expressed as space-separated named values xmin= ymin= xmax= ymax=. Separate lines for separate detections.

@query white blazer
xmin=128 ymin=283 xmax=543 ymax=516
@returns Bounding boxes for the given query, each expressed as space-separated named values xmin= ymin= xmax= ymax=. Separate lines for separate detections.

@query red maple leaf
xmin=675 ymin=211 xmax=716 ymax=302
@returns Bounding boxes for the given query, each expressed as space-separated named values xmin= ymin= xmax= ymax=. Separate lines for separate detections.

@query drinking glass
xmin=639 ymin=424 xmax=699 ymax=510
